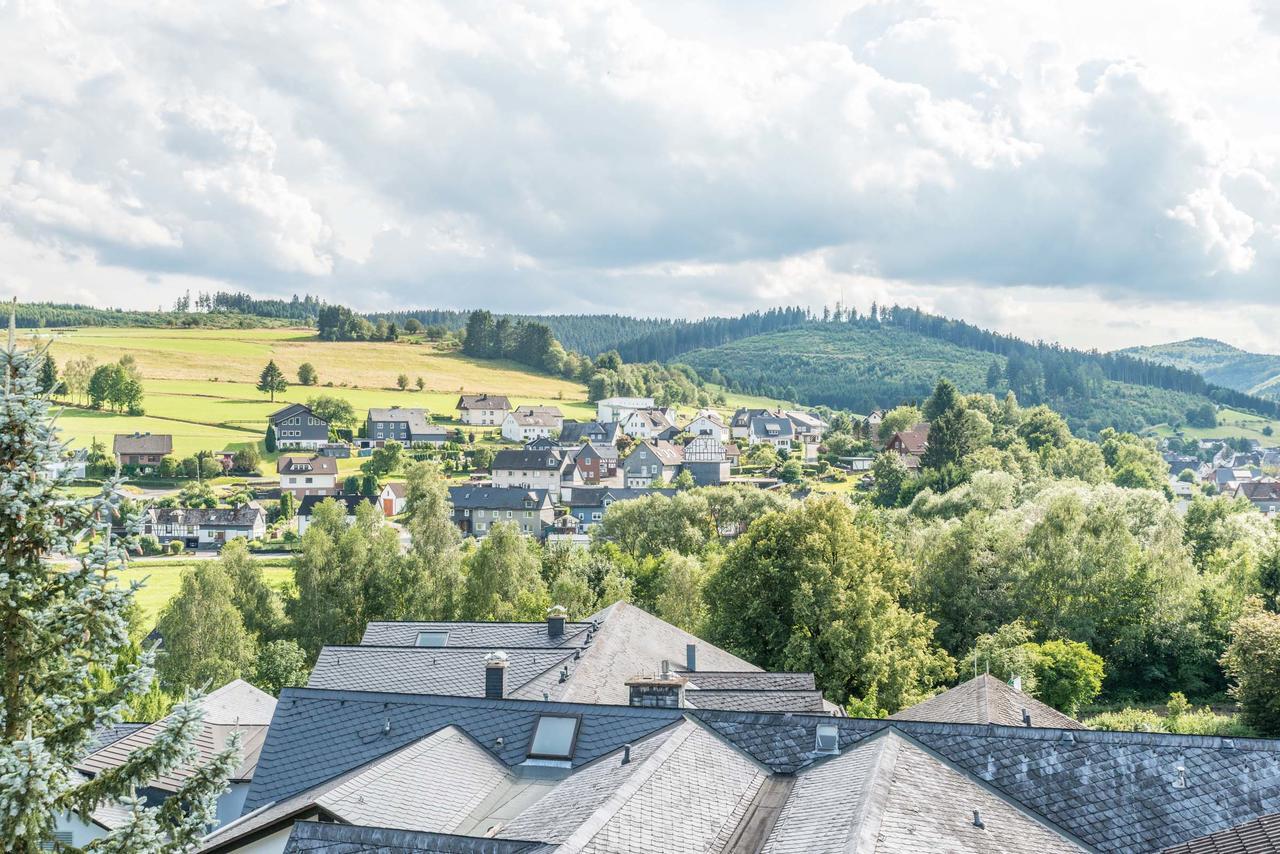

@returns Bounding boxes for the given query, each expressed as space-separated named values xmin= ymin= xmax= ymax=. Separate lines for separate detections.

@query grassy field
xmin=116 ymin=558 xmax=294 ymax=628
xmin=23 ymin=326 xmax=786 ymax=460
xmin=1147 ymin=407 xmax=1280 ymax=441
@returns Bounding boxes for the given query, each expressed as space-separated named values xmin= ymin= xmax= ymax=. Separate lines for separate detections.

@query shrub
xmin=167 ymin=539 xmax=184 ymax=555
xmin=138 ymin=535 xmax=163 ymax=556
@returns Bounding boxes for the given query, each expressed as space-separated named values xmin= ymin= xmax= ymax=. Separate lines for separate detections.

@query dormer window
xmin=415 ymin=631 xmax=448 ymax=647
xmin=528 ymin=714 xmax=580 ymax=759
xmin=815 ymin=724 xmax=839 ymax=755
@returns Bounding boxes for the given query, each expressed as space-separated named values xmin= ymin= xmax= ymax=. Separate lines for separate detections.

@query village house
xmin=785 ymin=410 xmax=827 ymax=460
xmin=296 ymin=494 xmax=379 ymax=535
xmin=682 ymin=435 xmax=730 ymax=485
xmin=62 ymin=681 xmax=274 ymax=848
xmin=595 ymin=395 xmax=656 ymax=423
xmin=455 ymin=393 xmax=511 ymax=426
xmin=564 ymin=487 xmax=675 ymax=531
xmin=862 ymin=408 xmax=885 ymax=438
xmin=747 ymin=414 xmax=794 ymax=452
xmin=682 ymin=409 xmax=728 ymax=441
xmin=446 ymin=485 xmax=554 ymax=538
xmin=622 ymin=440 xmax=684 ymax=487
xmin=112 ymin=432 xmax=173 ymax=467
xmin=567 ymin=440 xmax=619 ymax=484
xmin=47 ymin=448 xmax=88 ymax=480
xmin=500 ymin=405 xmax=564 ymax=442
xmin=379 ymin=482 xmax=407 ymax=516
xmin=1234 ymin=480 xmax=1280 ymax=514
xmin=559 ymin=419 xmax=621 ymax=446
xmin=620 ymin=407 xmax=677 ymax=440
xmin=730 ymin=407 xmax=777 ymax=440
xmin=143 ymin=504 xmax=266 ymax=549
xmin=365 ymin=407 xmax=446 ymax=446
xmin=268 ymin=403 xmax=329 ymax=451
xmin=276 ymin=454 xmax=340 ymax=499
xmin=490 ymin=447 xmax=568 ymax=499
xmin=886 ymin=423 xmax=930 ymax=457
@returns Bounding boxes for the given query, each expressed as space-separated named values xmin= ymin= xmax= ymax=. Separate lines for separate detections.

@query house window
xmin=463 ymin=509 xmax=471 ymax=517
xmin=415 ymin=631 xmax=449 ymax=647
xmin=591 ymin=512 xmax=602 ymax=521
xmin=305 ymin=477 xmax=313 ymax=484
xmin=528 ymin=714 xmax=580 ymax=759
xmin=506 ymin=510 xmax=513 ymax=518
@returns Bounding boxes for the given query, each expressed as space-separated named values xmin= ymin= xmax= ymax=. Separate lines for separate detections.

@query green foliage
xmin=704 ymin=496 xmax=954 ymax=712
xmin=305 ymin=394 xmax=357 ymax=428
xmin=257 ymin=359 xmax=288 ymax=401
xmin=156 ymin=562 xmax=257 ymax=692
xmin=1086 ymin=694 xmax=1253 ymax=736
xmin=87 ymin=358 xmax=144 ymax=413
xmin=1221 ymin=601 xmax=1280 ymax=736
xmin=220 ymin=539 xmax=284 ymax=641
xmin=264 ymin=421 xmax=277 ymax=452
xmin=366 ymin=440 xmax=405 ymax=477
xmin=871 ymin=452 xmax=908 ymax=508
xmin=1025 ymin=638 xmax=1105 ymax=715
xmin=878 ymin=405 xmax=923 ymax=444
xmin=461 ymin=522 xmax=549 ymax=621
xmin=397 ymin=461 xmax=465 ymax=620
xmin=653 ymin=551 xmax=708 ymax=634
xmin=297 ymin=362 xmax=318 ymax=386
xmin=779 ymin=458 xmax=804 ymax=484
xmin=232 ymin=446 xmax=261 ymax=474
xmin=253 ymin=640 xmax=311 ymax=695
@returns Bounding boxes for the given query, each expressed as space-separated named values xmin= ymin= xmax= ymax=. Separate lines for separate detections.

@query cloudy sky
xmin=3 ymin=0 xmax=1280 ymax=351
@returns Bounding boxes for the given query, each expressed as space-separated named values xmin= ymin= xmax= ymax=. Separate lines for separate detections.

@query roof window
xmin=415 ymin=631 xmax=449 ymax=647
xmin=528 ymin=714 xmax=580 ymax=759
xmin=815 ymin=724 xmax=839 ymax=755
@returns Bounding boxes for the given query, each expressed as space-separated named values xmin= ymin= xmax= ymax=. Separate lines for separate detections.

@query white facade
xmin=499 ymin=409 xmax=563 ymax=442
xmin=461 ymin=407 xmax=504 ymax=426
xmin=596 ymin=397 xmax=655 ymax=423
xmin=492 ymin=466 xmax=562 ymax=499
xmin=684 ymin=413 xmax=727 ymax=442
xmin=621 ymin=409 xmax=674 ymax=440
xmin=279 ymin=471 xmax=339 ymax=498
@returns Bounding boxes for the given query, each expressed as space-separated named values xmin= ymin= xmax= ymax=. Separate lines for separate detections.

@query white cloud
xmin=1 ymin=0 xmax=1280 ymax=350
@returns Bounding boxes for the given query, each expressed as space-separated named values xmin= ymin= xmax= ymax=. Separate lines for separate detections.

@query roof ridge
xmin=853 ymin=730 xmax=899 ymax=851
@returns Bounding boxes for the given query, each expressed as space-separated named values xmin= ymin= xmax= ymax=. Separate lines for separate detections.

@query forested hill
xmin=681 ymin=321 xmax=1280 ymax=434
xmin=1120 ymin=338 xmax=1280 ymax=400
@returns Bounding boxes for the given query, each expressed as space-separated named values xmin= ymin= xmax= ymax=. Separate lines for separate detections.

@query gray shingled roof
xmin=889 ymin=674 xmax=1086 ymax=730
xmin=1161 ymin=813 xmax=1280 ymax=853
xmin=447 ymin=486 xmax=550 ymax=510
xmin=686 ymin=672 xmax=817 ymax=691
xmin=147 ymin=504 xmax=264 ymax=529
xmin=112 ymin=432 xmax=174 ymax=455
xmin=491 ymin=449 xmax=563 ymax=471
xmin=685 ymin=689 xmax=827 ymax=713
xmin=457 ymin=394 xmax=511 ymax=410
xmin=361 ymin=621 xmax=594 ymax=648
xmin=236 ymin=687 xmax=1280 ymax=853
xmin=308 ymin=647 xmax=580 ymax=699
xmin=283 ymin=821 xmax=553 ymax=853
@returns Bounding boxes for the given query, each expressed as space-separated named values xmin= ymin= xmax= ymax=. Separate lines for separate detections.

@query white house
xmin=379 ymin=482 xmax=408 ymax=516
xmin=456 ymin=394 xmax=511 ymax=427
xmin=490 ymin=448 xmax=567 ymax=500
xmin=277 ymin=455 xmax=340 ymax=499
xmin=596 ymin=396 xmax=656 ymax=424
xmin=683 ymin=410 xmax=727 ymax=442
xmin=748 ymin=415 xmax=795 ymax=451
xmin=143 ymin=504 xmax=267 ymax=548
xmin=620 ymin=408 xmax=675 ymax=440
xmin=500 ymin=406 xmax=564 ymax=442
xmin=785 ymin=410 xmax=827 ymax=461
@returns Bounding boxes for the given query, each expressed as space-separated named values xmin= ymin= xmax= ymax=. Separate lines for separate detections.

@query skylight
xmin=528 ymin=714 xmax=580 ymax=759
xmin=415 ymin=631 xmax=448 ymax=647
xmin=815 ymin=724 xmax=839 ymax=754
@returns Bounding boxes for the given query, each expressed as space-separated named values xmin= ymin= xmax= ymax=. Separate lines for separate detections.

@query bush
xmin=167 ymin=539 xmax=184 ymax=555
xmin=1221 ymin=603 xmax=1280 ymax=736
xmin=138 ymin=535 xmax=163 ymax=556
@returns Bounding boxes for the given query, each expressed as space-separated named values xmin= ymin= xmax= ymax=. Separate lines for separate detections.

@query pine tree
xmin=36 ymin=354 xmax=58 ymax=396
xmin=256 ymin=360 xmax=287 ymax=402
xmin=0 ymin=307 xmax=239 ymax=851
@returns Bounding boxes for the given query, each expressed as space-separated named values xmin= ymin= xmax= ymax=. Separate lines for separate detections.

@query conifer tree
xmin=0 ymin=306 xmax=239 ymax=851
xmin=256 ymin=360 xmax=287 ymax=402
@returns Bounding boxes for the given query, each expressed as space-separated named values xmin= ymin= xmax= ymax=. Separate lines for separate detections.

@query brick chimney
xmin=626 ymin=660 xmax=687 ymax=709
xmin=484 ymin=651 xmax=508 ymax=699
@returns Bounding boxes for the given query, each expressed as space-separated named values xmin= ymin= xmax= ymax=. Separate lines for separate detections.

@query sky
xmin=3 ymin=0 xmax=1280 ymax=352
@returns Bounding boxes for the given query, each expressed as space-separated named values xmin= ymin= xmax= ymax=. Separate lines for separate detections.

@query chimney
xmin=686 ymin=643 xmax=697 ymax=672
xmin=1021 ymin=708 xmax=1032 ymax=727
xmin=484 ymin=651 xmax=508 ymax=699
xmin=626 ymin=665 xmax=688 ymax=709
xmin=547 ymin=604 xmax=567 ymax=638
xmin=1011 ymin=675 xmax=1022 ymax=692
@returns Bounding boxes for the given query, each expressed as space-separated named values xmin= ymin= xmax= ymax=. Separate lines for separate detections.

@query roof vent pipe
xmin=622 ymin=744 xmax=632 ymax=765
xmin=1022 ymin=708 xmax=1032 ymax=727
xmin=484 ymin=651 xmax=508 ymax=699
xmin=972 ymin=810 xmax=985 ymax=829
xmin=686 ymin=643 xmax=697 ymax=673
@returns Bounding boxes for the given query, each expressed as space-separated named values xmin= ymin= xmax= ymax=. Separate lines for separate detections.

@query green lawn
xmin=116 ymin=558 xmax=293 ymax=628
xmin=1147 ymin=407 xmax=1280 ymax=441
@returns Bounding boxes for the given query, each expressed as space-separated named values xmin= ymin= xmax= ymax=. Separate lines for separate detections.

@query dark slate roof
xmin=889 ymin=674 xmax=1086 ymax=730
xmin=686 ymin=671 xmax=816 ymax=691
xmin=85 ymin=722 xmax=148 ymax=756
xmin=686 ymin=689 xmax=827 ymax=713
xmin=564 ymin=487 xmax=674 ymax=509
xmin=447 ymin=486 xmax=550 ymax=510
xmin=457 ymin=394 xmax=510 ymax=410
xmin=277 ymin=455 xmax=339 ymax=475
xmin=270 ymin=403 xmax=326 ymax=425
xmin=490 ymin=449 xmax=563 ymax=471
xmin=558 ymin=421 xmax=618 ymax=444
xmin=283 ymin=821 xmax=553 ymax=853
xmin=243 ymin=689 xmax=685 ymax=813
xmin=749 ymin=415 xmax=795 ymax=439
xmin=241 ymin=687 xmax=1280 ymax=853
xmin=297 ymin=495 xmax=378 ymax=517
xmin=360 ymin=621 xmax=593 ymax=648
xmin=307 ymin=646 xmax=580 ymax=698
xmin=147 ymin=504 xmax=265 ymax=529
xmin=1161 ymin=813 xmax=1280 ymax=853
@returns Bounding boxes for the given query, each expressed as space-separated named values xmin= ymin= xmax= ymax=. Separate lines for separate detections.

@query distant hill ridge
xmin=1120 ymin=337 xmax=1280 ymax=400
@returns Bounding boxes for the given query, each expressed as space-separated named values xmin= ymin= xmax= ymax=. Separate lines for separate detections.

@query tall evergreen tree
xmin=36 ymin=354 xmax=59 ymax=396
xmin=256 ymin=360 xmax=287 ymax=402
xmin=0 ymin=310 xmax=238 ymax=851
